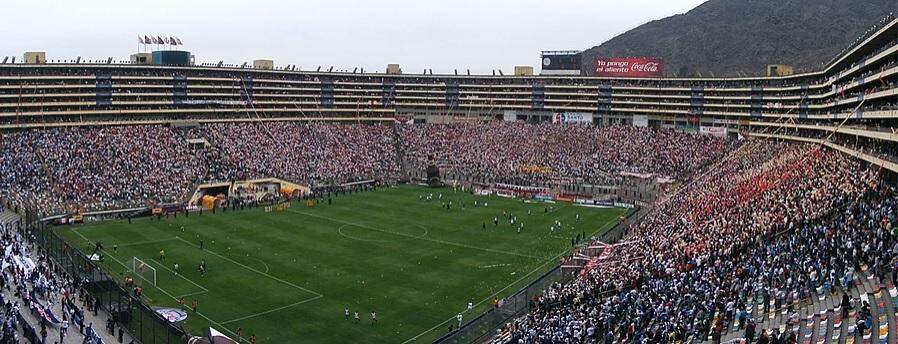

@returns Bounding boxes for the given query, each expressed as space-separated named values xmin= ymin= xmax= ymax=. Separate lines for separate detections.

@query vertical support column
xmin=531 ymin=83 xmax=545 ymax=110
xmin=172 ymin=74 xmax=187 ymax=105
xmin=382 ymin=79 xmax=396 ymax=107
xmin=95 ymin=74 xmax=113 ymax=107
xmin=320 ymin=80 xmax=334 ymax=107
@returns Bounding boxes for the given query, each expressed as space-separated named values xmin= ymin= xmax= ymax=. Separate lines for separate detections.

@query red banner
xmin=594 ymin=57 xmax=664 ymax=77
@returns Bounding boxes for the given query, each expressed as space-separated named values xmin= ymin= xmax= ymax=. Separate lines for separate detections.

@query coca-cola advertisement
xmin=594 ymin=57 xmax=664 ymax=77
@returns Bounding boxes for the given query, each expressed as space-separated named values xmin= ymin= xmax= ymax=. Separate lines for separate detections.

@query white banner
xmin=552 ymin=112 xmax=593 ymax=124
xmin=699 ymin=126 xmax=727 ymax=137
xmin=633 ymin=115 xmax=648 ymax=127
xmin=180 ymin=99 xmax=248 ymax=106
xmin=503 ymin=110 xmax=518 ymax=122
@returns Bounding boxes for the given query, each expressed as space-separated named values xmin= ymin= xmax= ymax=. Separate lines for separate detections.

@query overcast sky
xmin=0 ymin=0 xmax=706 ymax=74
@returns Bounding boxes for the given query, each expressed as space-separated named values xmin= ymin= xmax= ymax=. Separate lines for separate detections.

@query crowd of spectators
xmin=398 ymin=122 xmax=732 ymax=186
xmin=0 ymin=213 xmax=120 ymax=343
xmin=501 ymin=139 xmax=896 ymax=343
xmin=199 ymin=122 xmax=402 ymax=186
xmin=0 ymin=122 xmax=735 ymax=217
xmin=0 ymin=126 xmax=208 ymax=216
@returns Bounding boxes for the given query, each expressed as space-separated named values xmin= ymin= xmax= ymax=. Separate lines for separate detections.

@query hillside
xmin=580 ymin=0 xmax=896 ymax=77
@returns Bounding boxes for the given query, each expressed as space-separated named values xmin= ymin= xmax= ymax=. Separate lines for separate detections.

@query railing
xmin=432 ymin=265 xmax=574 ymax=344
xmin=432 ymin=202 xmax=647 ymax=344
xmin=1 ymin=197 xmax=188 ymax=344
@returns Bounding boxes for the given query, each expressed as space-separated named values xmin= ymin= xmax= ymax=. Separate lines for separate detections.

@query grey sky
xmin=1 ymin=0 xmax=706 ymax=74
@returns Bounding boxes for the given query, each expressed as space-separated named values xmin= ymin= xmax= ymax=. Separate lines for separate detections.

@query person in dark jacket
xmin=745 ymin=319 xmax=756 ymax=343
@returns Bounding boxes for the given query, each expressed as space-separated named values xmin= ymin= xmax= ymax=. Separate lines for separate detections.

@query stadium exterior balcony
xmin=0 ymin=18 xmax=894 ymax=133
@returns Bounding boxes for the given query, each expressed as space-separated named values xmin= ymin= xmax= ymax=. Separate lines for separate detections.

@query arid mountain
xmin=580 ymin=0 xmax=896 ymax=77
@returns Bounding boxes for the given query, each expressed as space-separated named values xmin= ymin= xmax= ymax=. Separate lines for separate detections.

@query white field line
xmin=220 ymin=295 xmax=324 ymax=325
xmin=149 ymin=258 xmax=209 ymax=294
xmin=401 ymin=213 xmax=621 ymax=343
xmin=289 ymin=209 xmax=542 ymax=259
xmin=174 ymin=236 xmax=323 ymax=297
xmin=400 ymin=250 xmax=568 ymax=343
xmin=71 ymin=228 xmax=129 ymax=272
xmin=117 ymin=237 xmax=180 ymax=248
xmin=72 ymin=228 xmax=317 ymax=340
xmin=243 ymin=255 xmax=271 ymax=273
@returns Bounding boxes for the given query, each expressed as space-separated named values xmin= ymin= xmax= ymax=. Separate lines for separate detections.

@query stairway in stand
xmin=716 ymin=270 xmax=898 ymax=344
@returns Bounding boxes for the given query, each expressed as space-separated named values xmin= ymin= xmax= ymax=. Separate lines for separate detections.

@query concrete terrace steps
xmin=717 ymin=273 xmax=897 ymax=344
xmin=0 ymin=210 xmax=19 ymax=226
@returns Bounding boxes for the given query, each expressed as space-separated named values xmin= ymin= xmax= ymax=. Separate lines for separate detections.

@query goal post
xmin=132 ymin=257 xmax=157 ymax=287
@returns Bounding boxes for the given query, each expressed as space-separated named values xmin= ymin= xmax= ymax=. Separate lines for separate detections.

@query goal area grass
xmin=57 ymin=185 xmax=626 ymax=343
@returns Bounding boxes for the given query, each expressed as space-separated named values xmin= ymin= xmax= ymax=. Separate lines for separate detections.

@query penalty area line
xmin=68 ymin=229 xmax=250 ymax=343
xmin=149 ymin=258 xmax=209 ymax=294
xmin=219 ymin=295 xmax=324 ymax=325
xmin=174 ymin=236 xmax=323 ymax=298
xmin=117 ymin=237 xmax=180 ymax=248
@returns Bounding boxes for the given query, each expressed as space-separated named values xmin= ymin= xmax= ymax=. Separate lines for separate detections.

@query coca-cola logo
xmin=631 ymin=62 xmax=659 ymax=72
xmin=594 ymin=58 xmax=663 ymax=76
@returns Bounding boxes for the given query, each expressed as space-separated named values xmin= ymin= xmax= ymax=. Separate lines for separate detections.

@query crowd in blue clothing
xmin=501 ymin=141 xmax=898 ymax=343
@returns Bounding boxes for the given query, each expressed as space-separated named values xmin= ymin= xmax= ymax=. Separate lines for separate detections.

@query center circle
xmin=337 ymin=224 xmax=429 ymax=242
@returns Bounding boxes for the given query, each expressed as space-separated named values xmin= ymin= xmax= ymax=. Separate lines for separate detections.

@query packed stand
xmin=0 ymin=126 xmax=208 ymax=217
xmin=2 ymin=122 xmax=732 ymax=219
xmin=0 ymin=211 xmax=124 ymax=343
xmin=398 ymin=122 xmax=732 ymax=186
xmin=501 ymin=140 xmax=893 ymax=343
xmin=199 ymin=122 xmax=402 ymax=186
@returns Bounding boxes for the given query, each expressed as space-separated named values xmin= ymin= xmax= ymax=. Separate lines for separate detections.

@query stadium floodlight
xmin=132 ymin=257 xmax=157 ymax=287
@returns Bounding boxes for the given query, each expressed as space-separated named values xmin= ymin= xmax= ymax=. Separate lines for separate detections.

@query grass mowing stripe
xmin=400 ymin=210 xmax=621 ymax=343
xmin=56 ymin=186 xmax=626 ymax=343
xmin=148 ymin=258 xmax=209 ymax=294
xmin=290 ymin=209 xmax=544 ymax=260
xmin=401 ymin=246 xmax=566 ymax=343
xmin=220 ymin=295 xmax=324 ymax=325
xmin=117 ymin=237 xmax=180 ymax=248
xmin=173 ymin=236 xmax=324 ymax=297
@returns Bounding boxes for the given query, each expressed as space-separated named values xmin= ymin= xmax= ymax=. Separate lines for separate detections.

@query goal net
xmin=132 ymin=257 xmax=157 ymax=287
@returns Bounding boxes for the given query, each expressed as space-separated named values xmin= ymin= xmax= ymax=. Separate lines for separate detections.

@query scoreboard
xmin=540 ymin=51 xmax=582 ymax=75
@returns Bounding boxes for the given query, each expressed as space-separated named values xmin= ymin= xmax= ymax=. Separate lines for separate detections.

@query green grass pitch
xmin=57 ymin=185 xmax=626 ymax=343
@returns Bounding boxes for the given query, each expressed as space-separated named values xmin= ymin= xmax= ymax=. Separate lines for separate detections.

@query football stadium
xmin=1 ymin=1 xmax=897 ymax=343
